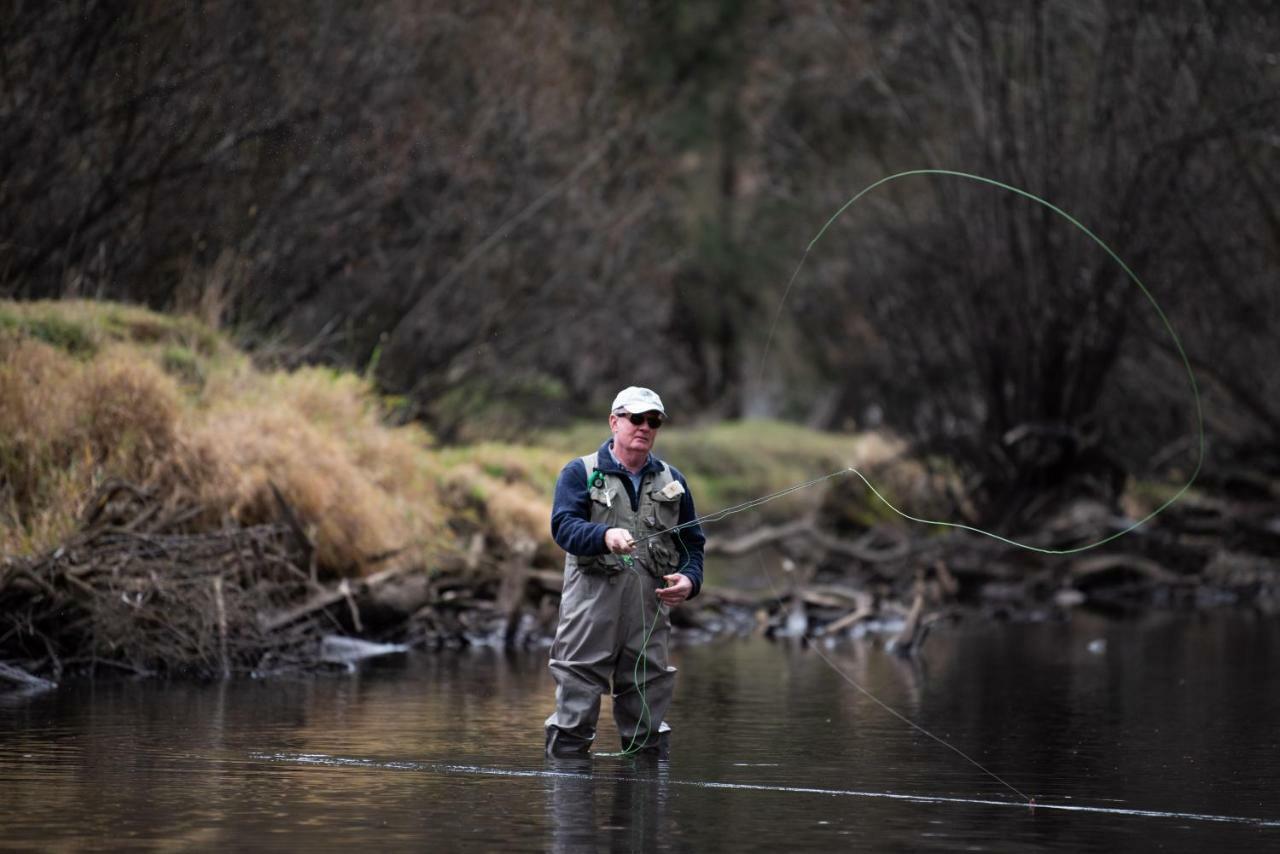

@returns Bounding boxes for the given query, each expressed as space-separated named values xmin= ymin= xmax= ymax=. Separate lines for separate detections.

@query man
xmin=544 ymin=386 xmax=705 ymax=758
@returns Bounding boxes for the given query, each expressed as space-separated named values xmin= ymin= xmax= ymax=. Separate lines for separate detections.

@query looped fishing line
xmin=627 ymin=169 xmax=1204 ymax=805
xmin=640 ymin=170 xmax=1206 ymax=553
xmin=758 ymin=168 xmax=1204 ymax=555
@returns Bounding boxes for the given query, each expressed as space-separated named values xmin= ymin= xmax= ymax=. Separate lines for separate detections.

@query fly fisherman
xmin=544 ymin=386 xmax=705 ymax=758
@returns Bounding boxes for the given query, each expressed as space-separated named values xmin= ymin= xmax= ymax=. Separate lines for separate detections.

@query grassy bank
xmin=0 ymin=300 xmax=905 ymax=574
xmin=5 ymin=300 xmax=1270 ymax=683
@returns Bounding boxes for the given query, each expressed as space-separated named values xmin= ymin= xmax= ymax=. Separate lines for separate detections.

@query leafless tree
xmin=4 ymin=0 xmax=1276 ymax=489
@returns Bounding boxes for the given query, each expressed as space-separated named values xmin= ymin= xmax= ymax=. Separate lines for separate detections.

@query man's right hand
xmin=604 ymin=528 xmax=636 ymax=554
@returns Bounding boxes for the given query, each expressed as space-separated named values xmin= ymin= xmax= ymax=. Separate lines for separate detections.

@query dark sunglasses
xmin=623 ymin=413 xmax=664 ymax=429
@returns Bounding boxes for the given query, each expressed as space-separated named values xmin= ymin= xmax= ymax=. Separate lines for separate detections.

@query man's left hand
xmin=657 ymin=573 xmax=693 ymax=606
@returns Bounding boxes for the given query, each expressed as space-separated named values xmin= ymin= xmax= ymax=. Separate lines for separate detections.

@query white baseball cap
xmin=611 ymin=386 xmax=666 ymax=416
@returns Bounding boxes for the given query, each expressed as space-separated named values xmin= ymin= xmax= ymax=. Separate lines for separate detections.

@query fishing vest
xmin=567 ymin=452 xmax=685 ymax=578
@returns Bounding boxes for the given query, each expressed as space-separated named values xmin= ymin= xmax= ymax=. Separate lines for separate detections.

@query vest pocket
xmin=590 ymin=485 xmax=618 ymax=513
xmin=647 ymin=488 xmax=682 ymax=529
xmin=577 ymin=551 xmax=623 ymax=574
xmin=646 ymin=540 xmax=682 ymax=575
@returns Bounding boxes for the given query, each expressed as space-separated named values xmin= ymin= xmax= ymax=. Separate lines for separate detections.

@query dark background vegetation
xmin=3 ymin=0 xmax=1277 ymax=529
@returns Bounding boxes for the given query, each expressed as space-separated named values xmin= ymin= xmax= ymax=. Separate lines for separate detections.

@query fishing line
xmin=757 ymin=170 xmax=1203 ymax=802
xmin=637 ymin=486 xmax=1034 ymax=798
xmin=759 ymin=169 xmax=1205 ymax=554
xmin=757 ymin=549 xmax=1033 ymax=803
xmin=643 ymin=169 xmax=1204 ymax=555
xmin=628 ymin=170 xmax=1204 ymax=805
xmin=595 ymin=561 xmax=667 ymax=758
xmin=632 ymin=468 xmax=854 ymax=545
xmin=601 ymin=530 xmax=698 ymax=757
xmin=254 ymin=753 xmax=1280 ymax=829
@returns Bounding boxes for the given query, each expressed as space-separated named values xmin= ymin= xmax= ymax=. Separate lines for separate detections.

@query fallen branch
xmin=260 ymin=563 xmax=413 ymax=632
xmin=887 ymin=590 xmax=928 ymax=656
xmin=706 ymin=517 xmax=911 ymax=563
xmin=0 ymin=660 xmax=57 ymax=691
xmin=813 ymin=591 xmax=876 ymax=637
xmin=705 ymin=519 xmax=812 ymax=556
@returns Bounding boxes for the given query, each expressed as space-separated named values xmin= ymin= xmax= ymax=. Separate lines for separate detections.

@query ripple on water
xmin=1 ymin=613 xmax=1278 ymax=850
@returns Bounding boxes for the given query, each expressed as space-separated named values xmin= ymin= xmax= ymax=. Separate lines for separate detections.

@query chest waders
xmin=544 ymin=455 xmax=684 ymax=758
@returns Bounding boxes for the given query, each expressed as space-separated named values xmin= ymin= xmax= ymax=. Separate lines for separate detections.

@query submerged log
xmin=318 ymin=635 xmax=408 ymax=665
xmin=0 ymin=661 xmax=57 ymax=692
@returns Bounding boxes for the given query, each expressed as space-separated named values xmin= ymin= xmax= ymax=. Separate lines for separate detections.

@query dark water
xmin=2 ymin=610 xmax=1278 ymax=852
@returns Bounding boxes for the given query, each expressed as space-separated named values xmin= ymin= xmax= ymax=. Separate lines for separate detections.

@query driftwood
xmin=0 ymin=523 xmax=317 ymax=679
xmin=886 ymin=591 xmax=935 ymax=656
xmin=4 ymin=470 xmax=1276 ymax=684
xmin=704 ymin=519 xmax=811 ymax=556
xmin=261 ymin=564 xmax=415 ymax=632
xmin=812 ymin=590 xmax=875 ymax=637
xmin=1 ymin=477 xmax=577 ymax=677
xmin=497 ymin=539 xmax=538 ymax=645
xmin=706 ymin=517 xmax=911 ymax=563
xmin=0 ymin=660 xmax=57 ymax=691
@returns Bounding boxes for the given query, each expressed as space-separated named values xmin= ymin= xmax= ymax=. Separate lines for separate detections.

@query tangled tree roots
xmin=0 ymin=517 xmax=323 ymax=682
xmin=0 ymin=480 xmax=565 ymax=687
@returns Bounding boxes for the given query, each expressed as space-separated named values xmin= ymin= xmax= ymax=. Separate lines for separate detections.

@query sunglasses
xmin=622 ymin=413 xmax=664 ymax=429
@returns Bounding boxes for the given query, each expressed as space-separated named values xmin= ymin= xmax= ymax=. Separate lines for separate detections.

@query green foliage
xmin=536 ymin=418 xmax=886 ymax=526
xmin=160 ymin=345 xmax=205 ymax=388
xmin=102 ymin=307 xmax=222 ymax=356
xmin=435 ymin=442 xmax=566 ymax=499
xmin=0 ymin=308 xmax=97 ymax=357
xmin=433 ymin=372 xmax=570 ymax=444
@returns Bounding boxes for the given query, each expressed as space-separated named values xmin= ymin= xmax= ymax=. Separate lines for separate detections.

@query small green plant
xmin=0 ymin=311 xmax=98 ymax=357
xmin=160 ymin=345 xmax=205 ymax=387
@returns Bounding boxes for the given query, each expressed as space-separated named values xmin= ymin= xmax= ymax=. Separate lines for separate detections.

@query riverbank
xmin=2 ymin=300 xmax=1276 ymax=688
xmin=0 ymin=300 xmax=884 ymax=683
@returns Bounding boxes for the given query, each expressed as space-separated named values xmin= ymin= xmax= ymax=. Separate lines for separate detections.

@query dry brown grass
xmin=0 ymin=335 xmax=187 ymax=552
xmin=0 ymin=300 xmax=561 ymax=574
xmin=2 ymin=300 xmax=928 ymax=575
xmin=77 ymin=347 xmax=182 ymax=467
xmin=0 ymin=336 xmax=80 ymax=514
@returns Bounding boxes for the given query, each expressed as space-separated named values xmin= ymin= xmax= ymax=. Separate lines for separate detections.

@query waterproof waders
xmin=545 ymin=455 xmax=684 ymax=757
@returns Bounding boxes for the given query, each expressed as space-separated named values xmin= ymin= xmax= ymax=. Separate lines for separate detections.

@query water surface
xmin=2 ymin=611 xmax=1278 ymax=851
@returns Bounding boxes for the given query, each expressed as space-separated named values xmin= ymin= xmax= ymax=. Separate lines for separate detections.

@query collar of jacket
xmin=597 ymin=438 xmax=664 ymax=478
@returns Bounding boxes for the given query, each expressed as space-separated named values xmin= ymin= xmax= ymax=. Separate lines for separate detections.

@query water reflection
xmin=546 ymin=756 xmax=670 ymax=854
xmin=1 ymin=611 xmax=1277 ymax=851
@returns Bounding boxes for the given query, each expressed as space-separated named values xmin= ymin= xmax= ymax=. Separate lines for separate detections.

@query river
xmin=2 ymin=610 xmax=1278 ymax=851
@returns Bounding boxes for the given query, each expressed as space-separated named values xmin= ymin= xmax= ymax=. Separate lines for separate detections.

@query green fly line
xmin=648 ymin=169 xmax=1204 ymax=554
xmin=596 ymin=538 xmax=693 ymax=758
xmin=615 ymin=170 xmax=1204 ymax=800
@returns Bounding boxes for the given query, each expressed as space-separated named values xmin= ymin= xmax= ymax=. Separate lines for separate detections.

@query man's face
xmin=610 ymin=410 xmax=663 ymax=454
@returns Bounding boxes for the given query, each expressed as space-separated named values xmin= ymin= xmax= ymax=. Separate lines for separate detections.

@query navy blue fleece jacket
xmin=550 ymin=439 xmax=705 ymax=598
